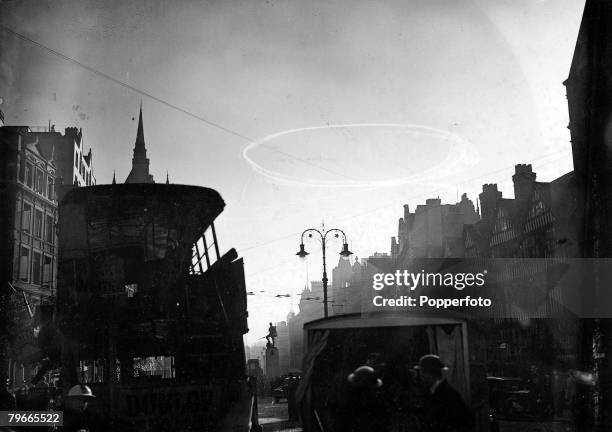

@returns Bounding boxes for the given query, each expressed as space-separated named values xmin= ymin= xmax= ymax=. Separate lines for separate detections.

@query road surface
xmin=256 ymin=396 xmax=302 ymax=432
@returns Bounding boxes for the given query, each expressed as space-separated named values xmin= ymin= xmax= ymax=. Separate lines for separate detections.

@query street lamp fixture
xmin=296 ymin=243 xmax=309 ymax=259
xmin=295 ymin=225 xmax=352 ymax=318
xmin=340 ymin=243 xmax=353 ymax=259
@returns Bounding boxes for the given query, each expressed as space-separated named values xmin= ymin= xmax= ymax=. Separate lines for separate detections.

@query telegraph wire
xmin=2 ymin=28 xmax=575 ymax=255
xmin=1 ymin=26 xmax=355 ymax=182
xmin=2 ymin=27 xmax=252 ymax=143
xmin=3 ymin=26 xmax=570 ymax=189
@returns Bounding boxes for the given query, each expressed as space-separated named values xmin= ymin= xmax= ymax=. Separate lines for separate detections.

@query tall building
xmin=32 ymin=126 xmax=96 ymax=201
xmin=0 ymin=122 xmax=97 ymax=299
xmin=463 ymin=164 xmax=576 ymax=259
xmin=392 ymin=193 xmax=479 ymax=259
xmin=0 ymin=126 xmax=59 ymax=387
xmin=0 ymin=115 xmax=97 ymax=388
xmin=275 ymin=320 xmax=290 ymax=375
xmin=1 ymin=127 xmax=59 ymax=300
xmin=330 ymin=255 xmax=378 ymax=315
xmin=286 ymin=310 xmax=300 ymax=369
xmin=564 ymin=0 xmax=612 ymax=259
xmin=563 ymin=0 xmax=612 ymax=425
xmin=286 ymin=281 xmax=326 ymax=370
xmin=125 ymin=105 xmax=154 ymax=184
xmin=330 ymin=255 xmax=353 ymax=314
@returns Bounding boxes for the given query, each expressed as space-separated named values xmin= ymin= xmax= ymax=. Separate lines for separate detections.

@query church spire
xmin=112 ymin=170 xmax=116 ymax=185
xmin=134 ymin=102 xmax=146 ymax=156
xmin=125 ymin=103 xmax=154 ymax=184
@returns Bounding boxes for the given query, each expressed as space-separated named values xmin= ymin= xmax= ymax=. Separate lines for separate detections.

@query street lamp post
xmin=296 ymin=225 xmax=352 ymax=318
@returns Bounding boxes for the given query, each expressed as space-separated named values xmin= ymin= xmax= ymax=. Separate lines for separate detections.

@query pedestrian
xmin=413 ymin=354 xmax=475 ymax=432
xmin=0 ymin=379 xmax=16 ymax=410
xmin=287 ymin=372 xmax=300 ymax=422
xmin=338 ymin=365 xmax=388 ymax=432
xmin=60 ymin=384 xmax=108 ymax=432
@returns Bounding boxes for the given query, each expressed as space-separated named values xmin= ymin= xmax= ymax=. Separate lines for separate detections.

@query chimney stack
xmin=479 ymin=184 xmax=502 ymax=220
xmin=512 ymin=164 xmax=536 ymax=202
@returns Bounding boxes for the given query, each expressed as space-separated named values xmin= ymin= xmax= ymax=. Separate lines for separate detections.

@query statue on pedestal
xmin=265 ymin=322 xmax=277 ymax=346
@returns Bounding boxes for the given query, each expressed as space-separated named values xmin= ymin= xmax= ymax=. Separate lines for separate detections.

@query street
xmin=256 ymin=397 xmax=302 ymax=432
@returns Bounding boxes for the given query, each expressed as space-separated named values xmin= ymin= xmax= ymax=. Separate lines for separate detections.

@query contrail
xmin=241 ymin=123 xmax=480 ymax=188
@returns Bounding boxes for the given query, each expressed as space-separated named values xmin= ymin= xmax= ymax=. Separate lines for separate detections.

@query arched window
xmin=529 ymin=188 xmax=547 ymax=218
xmin=494 ymin=207 xmax=510 ymax=232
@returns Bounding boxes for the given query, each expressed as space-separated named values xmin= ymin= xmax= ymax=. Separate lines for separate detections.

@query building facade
xmin=275 ymin=320 xmax=290 ymax=375
xmin=392 ymin=193 xmax=479 ymax=260
xmin=562 ymin=0 xmax=612 ymax=424
xmin=1 ymin=127 xmax=59 ymax=299
xmin=330 ymin=255 xmax=384 ymax=315
xmin=32 ymin=126 xmax=96 ymax=201
xmin=0 ymin=126 xmax=59 ymax=386
xmin=464 ymin=164 xmax=577 ymax=260
xmin=0 ymin=119 xmax=97 ymax=388
xmin=286 ymin=281 xmax=326 ymax=370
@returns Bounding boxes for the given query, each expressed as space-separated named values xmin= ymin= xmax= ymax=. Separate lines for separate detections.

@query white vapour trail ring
xmin=241 ymin=123 xmax=480 ymax=188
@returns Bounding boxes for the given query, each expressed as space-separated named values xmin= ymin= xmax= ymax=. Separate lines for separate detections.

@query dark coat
xmin=422 ymin=380 xmax=475 ymax=432
xmin=0 ymin=387 xmax=16 ymax=410
xmin=60 ymin=405 xmax=110 ymax=432
xmin=337 ymin=385 xmax=388 ymax=432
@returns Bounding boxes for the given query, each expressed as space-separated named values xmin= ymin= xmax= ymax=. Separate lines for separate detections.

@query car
xmin=272 ymin=381 xmax=288 ymax=403
xmin=487 ymin=376 xmax=552 ymax=421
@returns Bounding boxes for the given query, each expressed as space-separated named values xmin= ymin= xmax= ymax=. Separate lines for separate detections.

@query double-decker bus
xmin=54 ymin=183 xmax=255 ymax=431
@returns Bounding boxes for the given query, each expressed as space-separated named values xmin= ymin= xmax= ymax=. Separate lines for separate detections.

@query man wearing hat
xmin=414 ymin=354 xmax=474 ymax=432
xmin=338 ymin=365 xmax=388 ymax=432
xmin=61 ymin=384 xmax=108 ymax=432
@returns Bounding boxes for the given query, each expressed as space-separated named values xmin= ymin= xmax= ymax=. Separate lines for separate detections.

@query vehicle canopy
xmin=297 ymin=312 xmax=470 ymax=432
xmin=59 ymin=183 xmax=224 ymax=264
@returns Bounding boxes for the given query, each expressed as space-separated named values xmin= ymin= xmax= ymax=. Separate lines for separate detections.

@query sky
xmin=0 ymin=0 xmax=585 ymax=343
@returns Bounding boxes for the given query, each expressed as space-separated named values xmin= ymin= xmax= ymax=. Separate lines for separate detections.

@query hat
xmin=413 ymin=354 xmax=448 ymax=373
xmin=67 ymin=384 xmax=96 ymax=398
xmin=347 ymin=366 xmax=383 ymax=389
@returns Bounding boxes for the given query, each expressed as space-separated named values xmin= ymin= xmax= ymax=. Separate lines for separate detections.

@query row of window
xmin=78 ymin=356 xmax=175 ymax=384
xmin=74 ymin=173 xmax=94 ymax=186
xmin=493 ymin=199 xmax=549 ymax=234
xmin=468 ymin=227 xmax=556 ymax=258
xmin=190 ymin=225 xmax=220 ymax=273
xmin=21 ymin=202 xmax=55 ymax=244
xmin=74 ymin=150 xmax=94 ymax=185
xmin=18 ymin=246 xmax=53 ymax=286
xmin=22 ymin=162 xmax=55 ymax=200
